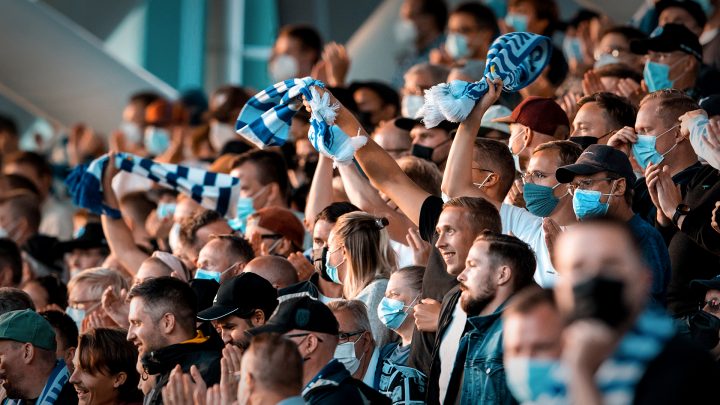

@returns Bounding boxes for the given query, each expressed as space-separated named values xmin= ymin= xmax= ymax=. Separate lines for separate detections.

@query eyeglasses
xmin=338 ymin=330 xmax=365 ymax=342
xmin=703 ymin=299 xmax=720 ymax=314
xmin=567 ymin=178 xmax=617 ymax=195
xmin=521 ymin=170 xmax=554 ymax=184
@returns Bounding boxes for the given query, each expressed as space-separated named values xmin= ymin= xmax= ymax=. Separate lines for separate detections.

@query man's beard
xmin=460 ymin=283 xmax=497 ymax=316
xmin=2 ymin=378 xmax=22 ymax=400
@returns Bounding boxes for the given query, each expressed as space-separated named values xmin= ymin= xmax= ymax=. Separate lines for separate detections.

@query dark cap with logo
xmin=556 ymin=144 xmax=636 ymax=187
xmin=197 ymin=273 xmax=278 ymax=321
xmin=247 ymin=296 xmax=339 ymax=336
xmin=630 ymin=23 xmax=702 ymax=61
xmin=691 ymin=274 xmax=720 ymax=294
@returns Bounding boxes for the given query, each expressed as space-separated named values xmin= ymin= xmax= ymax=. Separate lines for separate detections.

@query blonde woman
xmin=326 ymin=212 xmax=396 ymax=346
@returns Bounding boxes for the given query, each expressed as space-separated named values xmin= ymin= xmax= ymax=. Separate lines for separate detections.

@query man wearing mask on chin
xmin=268 ymin=25 xmax=322 ymax=82
xmin=533 ymin=220 xmax=719 ymax=404
xmin=569 ymin=92 xmax=637 ymax=151
xmin=328 ymin=300 xmax=380 ymax=389
xmin=630 ymin=23 xmax=720 ymax=100
xmin=248 ymin=296 xmax=390 ymax=404
xmin=555 ymin=144 xmax=671 ymax=305
xmin=408 ymin=119 xmax=458 ymax=170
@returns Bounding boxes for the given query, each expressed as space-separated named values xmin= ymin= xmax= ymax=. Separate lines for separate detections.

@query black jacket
xmin=141 ymin=329 xmax=224 ymax=405
xmin=303 ymin=359 xmax=390 ymax=405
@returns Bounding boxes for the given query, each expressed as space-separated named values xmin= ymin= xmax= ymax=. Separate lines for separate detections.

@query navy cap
xmin=691 ymin=274 xmax=720 ymax=293
xmin=556 ymin=144 xmax=636 ymax=187
xmin=247 ymin=296 xmax=338 ymax=337
xmin=197 ymin=273 xmax=277 ymax=321
xmin=630 ymin=24 xmax=702 ymax=60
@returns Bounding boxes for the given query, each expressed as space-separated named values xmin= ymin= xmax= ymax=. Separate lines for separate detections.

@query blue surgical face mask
xmin=562 ymin=36 xmax=583 ymax=63
xmin=594 ymin=53 xmax=621 ymax=68
xmin=402 ymin=95 xmax=425 ymax=119
xmin=687 ymin=114 xmax=720 ymax=169
xmin=505 ymin=357 xmax=561 ymax=403
xmin=228 ymin=197 xmax=256 ymax=233
xmin=505 ymin=13 xmax=528 ymax=32
xmin=66 ymin=307 xmax=86 ymax=330
xmin=572 ymin=186 xmax=615 ymax=220
xmin=325 ymin=247 xmax=345 ymax=285
xmin=631 ymin=125 xmax=679 ymax=169
xmin=156 ymin=203 xmax=176 ymax=220
xmin=334 ymin=334 xmax=366 ymax=375
xmin=144 ymin=126 xmax=171 ymax=156
xmin=509 ymin=142 xmax=526 ymax=173
xmin=523 ymin=182 xmax=563 ymax=217
xmin=377 ymin=295 xmax=419 ymax=330
xmin=446 ymin=33 xmax=470 ymax=60
xmin=643 ymin=61 xmax=675 ymax=92
xmin=194 ymin=264 xmax=234 ymax=283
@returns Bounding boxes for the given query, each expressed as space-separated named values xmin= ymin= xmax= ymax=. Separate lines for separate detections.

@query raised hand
xmin=542 ymin=217 xmax=563 ymax=268
xmin=606 ymin=126 xmax=637 ymax=156
xmin=406 ymin=228 xmax=431 ymax=267
xmin=322 ymin=42 xmax=351 ymax=87
xmin=102 ymin=286 xmax=130 ymax=328
xmin=647 ymin=164 xmax=683 ymax=226
xmin=414 ymin=298 xmax=441 ymax=332
xmin=712 ymin=201 xmax=720 ymax=234
xmin=582 ymin=70 xmax=606 ymax=96
xmin=287 ymin=252 xmax=315 ymax=281
xmin=616 ymin=78 xmax=645 ymax=106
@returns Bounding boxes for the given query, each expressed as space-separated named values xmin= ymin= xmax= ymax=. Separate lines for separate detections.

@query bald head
xmin=244 ymin=256 xmax=299 ymax=289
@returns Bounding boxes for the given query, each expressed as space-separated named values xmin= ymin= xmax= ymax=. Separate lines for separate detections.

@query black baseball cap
xmin=556 ymin=144 xmax=636 ymax=187
xmin=197 ymin=273 xmax=278 ymax=321
xmin=57 ymin=222 xmax=108 ymax=253
xmin=630 ymin=23 xmax=702 ymax=61
xmin=691 ymin=274 xmax=720 ymax=294
xmin=655 ymin=1 xmax=707 ymax=29
xmin=247 ymin=296 xmax=339 ymax=336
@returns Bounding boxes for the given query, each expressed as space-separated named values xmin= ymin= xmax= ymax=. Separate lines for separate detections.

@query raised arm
xmin=323 ymin=93 xmax=430 ymax=226
xmin=337 ymin=163 xmax=418 ymax=243
xmin=441 ymin=78 xmax=502 ymax=204
xmin=304 ymin=154 xmax=334 ymax=227
xmin=101 ymin=154 xmax=149 ymax=275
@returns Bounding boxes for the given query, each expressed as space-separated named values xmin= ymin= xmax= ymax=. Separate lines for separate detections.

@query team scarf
xmin=5 ymin=360 xmax=70 ymax=405
xmin=65 ymin=153 xmax=240 ymax=219
xmin=236 ymin=77 xmax=366 ymax=164
xmin=419 ymin=32 xmax=553 ymax=128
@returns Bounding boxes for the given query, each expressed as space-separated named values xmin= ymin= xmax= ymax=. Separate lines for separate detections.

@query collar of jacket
xmin=142 ymin=330 xmax=221 ymax=375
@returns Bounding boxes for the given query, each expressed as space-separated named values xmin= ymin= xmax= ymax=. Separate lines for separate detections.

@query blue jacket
xmin=302 ymin=359 xmax=390 ymax=405
xmin=444 ymin=299 xmax=516 ymax=405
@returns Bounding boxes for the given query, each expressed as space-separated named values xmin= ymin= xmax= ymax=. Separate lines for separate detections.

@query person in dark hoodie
xmin=126 ymin=277 xmax=222 ymax=405
xmin=248 ymin=296 xmax=390 ymax=405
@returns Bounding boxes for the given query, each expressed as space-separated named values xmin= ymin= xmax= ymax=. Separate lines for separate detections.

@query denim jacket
xmin=445 ymin=299 xmax=516 ymax=405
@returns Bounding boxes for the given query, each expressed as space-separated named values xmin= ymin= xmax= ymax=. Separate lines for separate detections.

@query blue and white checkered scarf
xmin=66 ymin=153 xmax=240 ymax=219
xmin=236 ymin=77 xmax=366 ymax=164
xmin=420 ymin=32 xmax=553 ymax=128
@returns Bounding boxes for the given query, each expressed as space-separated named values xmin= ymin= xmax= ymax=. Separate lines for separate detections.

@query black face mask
xmin=411 ymin=143 xmax=434 ymax=161
xmin=570 ymin=275 xmax=629 ymax=328
xmin=313 ymin=247 xmax=331 ymax=281
xmin=569 ymin=136 xmax=598 ymax=150
xmin=688 ymin=310 xmax=720 ymax=350
xmin=356 ymin=111 xmax=376 ymax=133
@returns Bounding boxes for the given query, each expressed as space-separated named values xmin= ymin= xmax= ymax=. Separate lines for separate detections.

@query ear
xmin=484 ymin=173 xmax=500 ymax=188
xmin=251 ymin=309 xmax=266 ymax=327
xmin=245 ymin=371 xmax=256 ymax=393
xmin=497 ymin=265 xmax=512 ymax=286
xmin=523 ymin=127 xmax=534 ymax=147
xmin=64 ymin=347 xmax=76 ymax=367
xmin=113 ymin=372 xmax=127 ymax=388
xmin=234 ymin=262 xmax=246 ymax=275
xmin=280 ymin=238 xmax=293 ymax=253
xmin=0 ymin=267 xmax=12 ymax=287
xmin=613 ymin=178 xmax=626 ymax=196
xmin=267 ymin=182 xmax=282 ymax=203
xmin=305 ymin=333 xmax=320 ymax=356
xmin=161 ymin=313 xmax=177 ymax=335
xmin=23 ymin=343 xmax=34 ymax=364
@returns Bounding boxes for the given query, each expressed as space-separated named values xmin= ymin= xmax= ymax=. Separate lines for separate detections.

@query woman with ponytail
xmin=326 ymin=212 xmax=396 ymax=346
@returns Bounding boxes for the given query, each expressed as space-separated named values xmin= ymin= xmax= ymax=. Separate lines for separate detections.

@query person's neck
xmin=477 ymin=290 xmax=512 ymax=317
xmin=608 ymin=201 xmax=634 ymax=222
xmin=25 ymin=362 xmax=56 ymax=400
xmin=675 ymin=74 xmax=697 ymax=92
xmin=166 ymin=329 xmax=197 ymax=347
xmin=252 ymin=389 xmax=299 ymax=405
xmin=318 ymin=277 xmax=343 ymax=298
xmin=664 ymin=148 xmax=698 ymax=177
xmin=550 ymin=193 xmax=576 ymax=226
xmin=397 ymin=323 xmax=414 ymax=346
xmin=354 ymin=345 xmax=375 ymax=380
xmin=302 ymin=352 xmax=333 ymax=386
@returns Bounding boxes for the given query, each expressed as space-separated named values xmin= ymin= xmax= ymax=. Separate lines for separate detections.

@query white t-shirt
xmin=438 ymin=300 xmax=467 ymax=404
xmin=390 ymin=239 xmax=416 ymax=269
xmin=499 ymin=203 xmax=559 ymax=288
xmin=362 ymin=346 xmax=381 ymax=388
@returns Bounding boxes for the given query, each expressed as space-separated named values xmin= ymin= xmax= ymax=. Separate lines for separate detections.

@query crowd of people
xmin=0 ymin=0 xmax=720 ymax=403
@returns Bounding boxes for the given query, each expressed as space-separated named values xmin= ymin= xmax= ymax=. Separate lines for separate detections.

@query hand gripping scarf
xmin=419 ymin=32 xmax=553 ymax=128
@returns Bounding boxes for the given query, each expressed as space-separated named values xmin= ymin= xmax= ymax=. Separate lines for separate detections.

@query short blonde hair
xmin=68 ymin=267 xmax=129 ymax=302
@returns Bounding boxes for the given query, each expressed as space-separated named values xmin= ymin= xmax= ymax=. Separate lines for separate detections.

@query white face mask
xmin=685 ymin=112 xmax=720 ymax=169
xmin=269 ymin=54 xmax=299 ymax=82
xmin=119 ymin=121 xmax=142 ymax=145
xmin=401 ymin=95 xmax=425 ymax=119
xmin=395 ymin=19 xmax=418 ymax=48
xmin=334 ymin=333 xmax=366 ymax=375
xmin=209 ymin=122 xmax=238 ymax=152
